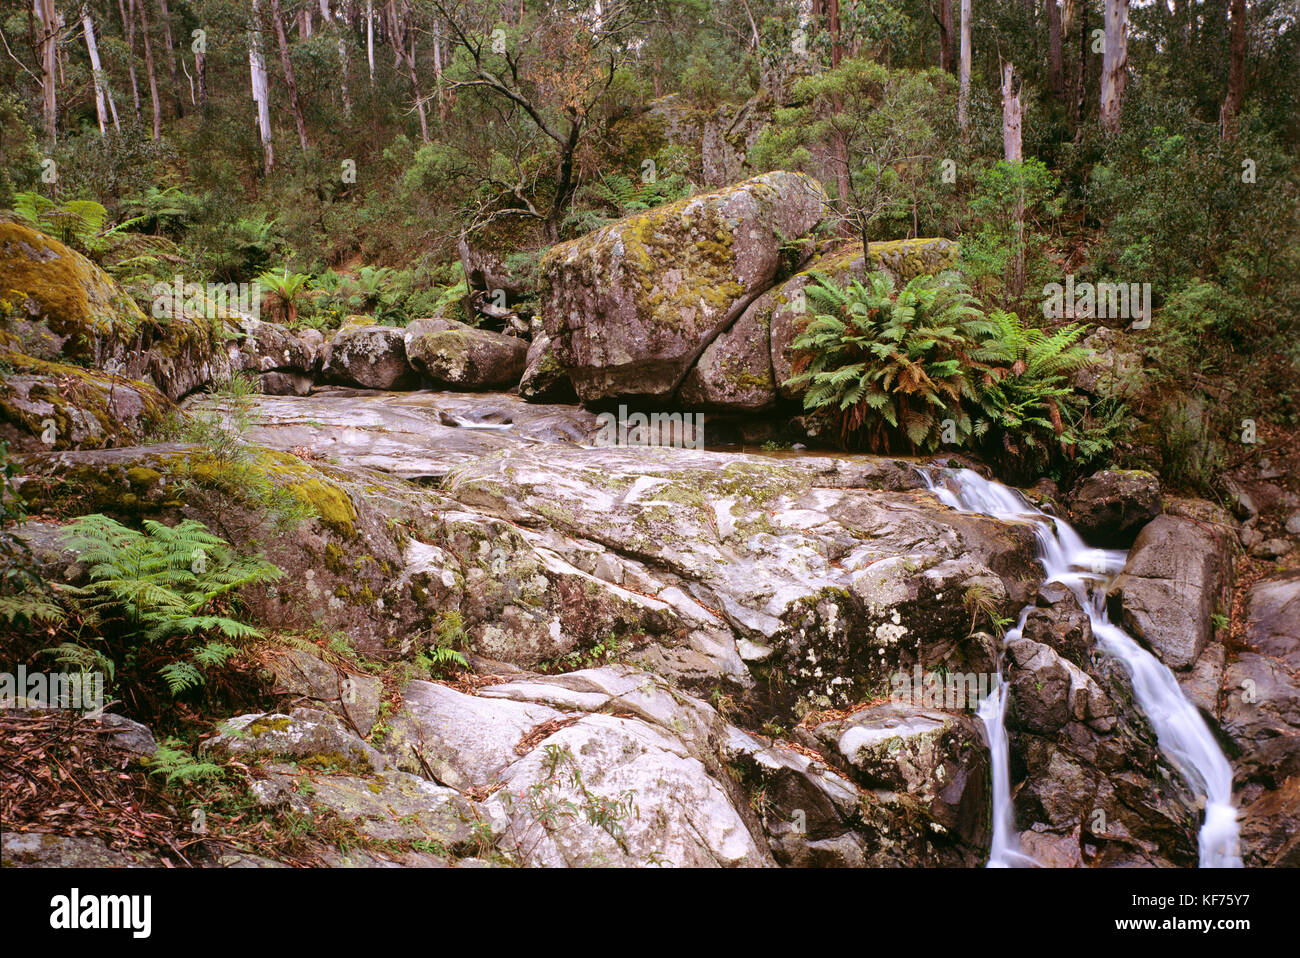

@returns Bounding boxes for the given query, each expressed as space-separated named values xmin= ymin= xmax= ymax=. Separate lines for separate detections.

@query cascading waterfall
xmin=920 ymin=466 xmax=1242 ymax=868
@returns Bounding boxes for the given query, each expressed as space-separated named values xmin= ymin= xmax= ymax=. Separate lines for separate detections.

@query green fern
xmin=55 ymin=515 xmax=281 ymax=697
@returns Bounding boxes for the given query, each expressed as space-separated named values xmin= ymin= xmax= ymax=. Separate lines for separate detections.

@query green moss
xmin=287 ymin=478 xmax=357 ymax=538
xmin=248 ymin=716 xmax=294 ymax=735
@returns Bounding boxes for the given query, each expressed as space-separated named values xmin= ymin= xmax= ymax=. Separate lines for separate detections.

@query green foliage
xmin=785 ymin=271 xmax=993 ymax=451
xmin=257 ymin=268 xmax=313 ymax=324
xmin=751 ymin=58 xmax=956 ymax=245
xmin=786 ymin=270 xmax=1109 ymax=475
xmin=56 ymin=514 xmax=281 ymax=698
xmin=959 ymin=159 xmax=1063 ymax=309
xmin=146 ymin=739 xmax=226 ymax=786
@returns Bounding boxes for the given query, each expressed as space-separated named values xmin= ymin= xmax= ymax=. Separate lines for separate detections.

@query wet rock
xmin=403 ymin=317 xmax=528 ymax=389
xmin=814 ymin=703 xmax=990 ymax=859
xmin=1109 ymin=515 xmax=1233 ymax=670
xmin=1066 ymin=469 xmax=1162 ymax=547
xmin=258 ymin=371 xmax=313 ymax=395
xmin=518 ymin=333 xmax=576 ymax=403
xmin=1006 ymin=638 xmax=1114 ymax=734
xmin=1239 ymin=775 xmax=1300 ymax=867
xmin=722 ymin=727 xmax=868 ymax=867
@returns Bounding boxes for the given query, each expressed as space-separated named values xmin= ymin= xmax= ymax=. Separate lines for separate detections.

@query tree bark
xmin=388 ymin=0 xmax=428 ymax=143
xmin=957 ymin=0 xmax=972 ymax=138
xmin=157 ymin=0 xmax=183 ymax=118
xmin=319 ymin=0 xmax=351 ymax=113
xmin=937 ymin=0 xmax=954 ymax=73
xmin=1046 ymin=0 xmax=1065 ymax=100
xmin=1220 ymin=0 xmax=1246 ymax=138
xmin=270 ymin=0 xmax=310 ymax=153
xmin=249 ymin=0 xmax=275 ymax=174
xmin=366 ymin=0 xmax=375 ymax=86
xmin=135 ymin=0 xmax=162 ymax=140
xmin=1001 ymin=60 xmax=1023 ymax=161
xmin=35 ymin=0 xmax=58 ymax=144
xmin=81 ymin=6 xmax=119 ymax=134
xmin=117 ymin=0 xmax=141 ymax=120
xmin=1099 ymin=0 xmax=1129 ymax=133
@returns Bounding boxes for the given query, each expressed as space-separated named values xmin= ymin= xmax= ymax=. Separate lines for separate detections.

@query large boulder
xmin=540 ymin=171 xmax=830 ymax=402
xmin=1 ymin=222 xmax=233 ymax=400
xmin=678 ymin=289 xmax=777 ymax=411
xmin=518 ymin=332 xmax=577 ymax=403
xmin=1221 ymin=573 xmax=1300 ymax=789
xmin=1108 ymin=515 xmax=1234 ymax=670
xmin=813 ymin=703 xmax=990 ymax=864
xmin=1067 ymin=469 xmax=1162 ymax=547
xmin=0 ymin=352 xmax=173 ymax=451
xmin=0 ymin=220 xmax=146 ymax=364
xmin=403 ymin=317 xmax=527 ymax=388
xmin=323 ymin=322 xmax=417 ymax=389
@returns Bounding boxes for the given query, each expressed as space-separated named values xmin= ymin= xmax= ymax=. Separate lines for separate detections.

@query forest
xmin=0 ymin=0 xmax=1298 ymax=879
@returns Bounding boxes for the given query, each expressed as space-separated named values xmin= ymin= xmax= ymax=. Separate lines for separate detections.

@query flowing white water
xmin=921 ymin=466 xmax=1241 ymax=868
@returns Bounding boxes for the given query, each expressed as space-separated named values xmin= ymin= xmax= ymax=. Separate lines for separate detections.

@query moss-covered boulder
xmin=0 ymin=221 xmax=145 ymax=363
xmin=403 ymin=317 xmax=527 ymax=389
xmin=769 ymin=238 xmax=960 ymax=399
xmin=14 ymin=443 xmax=462 ymax=656
xmin=0 ymin=222 xmax=237 ymax=400
xmin=322 ymin=322 xmax=417 ymax=390
xmin=540 ymin=171 xmax=830 ymax=401
xmin=518 ymin=332 xmax=576 ymax=403
xmin=677 ymin=288 xmax=777 ymax=411
xmin=0 ymin=352 xmax=174 ymax=451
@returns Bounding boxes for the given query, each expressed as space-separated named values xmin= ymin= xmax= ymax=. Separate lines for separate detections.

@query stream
xmin=922 ymin=466 xmax=1242 ymax=868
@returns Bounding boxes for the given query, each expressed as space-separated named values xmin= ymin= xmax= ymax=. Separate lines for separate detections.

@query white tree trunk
xmin=249 ymin=0 xmax=275 ymax=174
xmin=82 ymin=8 xmax=118 ymax=134
xmin=366 ymin=0 xmax=375 ymax=86
xmin=35 ymin=0 xmax=58 ymax=144
xmin=1099 ymin=0 xmax=1130 ymax=133
xmin=1000 ymin=59 xmax=1023 ymax=162
xmin=957 ymin=0 xmax=972 ymax=138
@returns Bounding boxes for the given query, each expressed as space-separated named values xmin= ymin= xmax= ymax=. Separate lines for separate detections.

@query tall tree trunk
xmin=157 ymin=0 xmax=183 ymax=118
xmin=958 ymin=0 xmax=972 ymax=138
xmin=1099 ymin=0 xmax=1129 ymax=133
xmin=270 ymin=0 xmax=310 ymax=153
xmin=366 ymin=0 xmax=375 ymax=86
xmin=1001 ymin=59 xmax=1026 ymax=300
xmin=319 ymin=0 xmax=351 ymax=114
xmin=1073 ymin=0 xmax=1088 ymax=134
xmin=1000 ymin=60 xmax=1023 ymax=161
xmin=81 ymin=6 xmax=117 ymax=134
xmin=118 ymin=0 xmax=141 ymax=120
xmin=388 ymin=0 xmax=428 ymax=143
xmin=1220 ymin=0 xmax=1246 ymax=138
xmin=35 ymin=0 xmax=58 ymax=144
xmin=135 ymin=0 xmax=162 ymax=139
xmin=249 ymin=0 xmax=275 ymax=174
xmin=828 ymin=0 xmax=851 ymax=235
xmin=1046 ymin=0 xmax=1065 ymax=100
xmin=937 ymin=0 xmax=954 ymax=73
